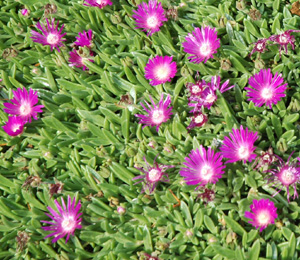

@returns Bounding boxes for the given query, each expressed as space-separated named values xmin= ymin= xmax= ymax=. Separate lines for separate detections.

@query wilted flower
xmin=220 ymin=125 xmax=258 ymax=164
xmin=180 ymin=146 xmax=225 ymax=189
xmin=187 ymin=112 xmax=208 ymax=130
xmin=74 ymin=29 xmax=93 ymax=48
xmin=68 ymin=50 xmax=94 ymax=71
xmin=245 ymin=68 xmax=287 ymax=109
xmin=252 ymin=147 xmax=277 ymax=171
xmin=268 ymin=30 xmax=300 ymax=55
xmin=144 ymin=56 xmax=177 ymax=86
xmin=132 ymin=0 xmax=168 ymax=36
xmin=186 ymin=80 xmax=206 ymax=98
xmin=188 ymin=76 xmax=234 ymax=111
xmin=16 ymin=231 xmax=30 ymax=252
xmin=41 ymin=196 xmax=82 ymax=243
xmin=250 ymin=38 xmax=268 ymax=56
xmin=244 ymin=198 xmax=278 ymax=232
xmin=2 ymin=116 xmax=25 ymax=136
xmin=49 ymin=180 xmax=64 ymax=198
xmin=267 ymin=152 xmax=300 ymax=201
xmin=31 ymin=18 xmax=66 ymax=52
xmin=196 ymin=188 xmax=215 ymax=205
xmin=133 ymin=156 xmax=173 ymax=194
xmin=135 ymin=94 xmax=173 ymax=132
xmin=182 ymin=26 xmax=220 ymax=64
xmin=22 ymin=175 xmax=42 ymax=189
xmin=83 ymin=0 xmax=112 ymax=8
xmin=3 ymin=87 xmax=44 ymax=123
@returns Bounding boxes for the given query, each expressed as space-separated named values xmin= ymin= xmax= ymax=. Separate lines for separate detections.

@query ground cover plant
xmin=1 ymin=0 xmax=300 ymax=259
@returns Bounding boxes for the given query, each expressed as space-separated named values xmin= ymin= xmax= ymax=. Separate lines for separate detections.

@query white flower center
xmin=206 ymin=93 xmax=216 ymax=103
xmin=47 ymin=33 xmax=59 ymax=45
xmin=19 ymin=103 xmax=31 ymax=116
xmin=257 ymin=211 xmax=270 ymax=225
xmin=281 ymin=168 xmax=296 ymax=185
xmin=238 ymin=146 xmax=249 ymax=159
xmin=256 ymin=43 xmax=263 ymax=50
xmin=152 ymin=110 xmax=165 ymax=124
xmin=12 ymin=124 xmax=21 ymax=133
xmin=61 ymin=217 xmax=76 ymax=232
xmin=192 ymin=85 xmax=201 ymax=94
xmin=199 ymin=43 xmax=212 ymax=56
xmin=261 ymin=88 xmax=273 ymax=100
xmin=148 ymin=169 xmax=161 ymax=182
xmin=147 ymin=16 xmax=159 ymax=28
xmin=279 ymin=35 xmax=288 ymax=43
xmin=155 ymin=65 xmax=170 ymax=81
xmin=195 ymin=114 xmax=204 ymax=124
xmin=201 ymin=165 xmax=213 ymax=180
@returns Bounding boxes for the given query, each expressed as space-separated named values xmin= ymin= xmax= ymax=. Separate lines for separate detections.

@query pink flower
xmin=182 ymin=26 xmax=220 ymax=64
xmin=220 ymin=125 xmax=258 ymax=164
xmin=187 ymin=112 xmax=208 ymax=130
xmin=31 ymin=18 xmax=66 ymax=52
xmin=267 ymin=152 xmax=300 ymax=201
xmin=41 ymin=196 xmax=82 ymax=243
xmin=83 ymin=0 xmax=112 ymax=8
xmin=21 ymin=9 xmax=29 ymax=16
xmin=2 ymin=116 xmax=25 ymax=136
xmin=132 ymin=0 xmax=168 ymax=36
xmin=74 ymin=30 xmax=93 ymax=48
xmin=180 ymin=146 xmax=225 ymax=189
xmin=133 ymin=156 xmax=173 ymax=194
xmin=68 ymin=50 xmax=94 ymax=71
xmin=186 ymin=80 xmax=206 ymax=98
xmin=144 ymin=56 xmax=177 ymax=86
xmin=250 ymin=38 xmax=268 ymax=56
xmin=135 ymin=94 xmax=173 ymax=132
xmin=188 ymin=76 xmax=234 ymax=111
xmin=244 ymin=199 xmax=278 ymax=232
xmin=3 ymin=87 xmax=44 ymax=123
xmin=245 ymin=68 xmax=287 ymax=109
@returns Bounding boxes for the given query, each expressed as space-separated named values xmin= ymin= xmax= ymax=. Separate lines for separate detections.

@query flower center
xmin=238 ymin=146 xmax=249 ymax=159
xmin=200 ymin=165 xmax=213 ymax=180
xmin=257 ymin=211 xmax=270 ymax=225
xmin=19 ymin=103 xmax=31 ymax=116
xmin=61 ymin=217 xmax=76 ymax=232
xmin=199 ymin=43 xmax=212 ymax=56
xmin=148 ymin=169 xmax=162 ymax=182
xmin=195 ymin=114 xmax=204 ymax=124
xmin=279 ymin=35 xmax=288 ymax=43
xmin=47 ymin=33 xmax=59 ymax=45
xmin=280 ymin=168 xmax=296 ymax=185
xmin=205 ymin=93 xmax=216 ymax=104
xmin=261 ymin=88 xmax=273 ymax=100
xmin=155 ymin=65 xmax=170 ymax=81
xmin=152 ymin=110 xmax=165 ymax=124
xmin=192 ymin=85 xmax=202 ymax=94
xmin=12 ymin=124 xmax=21 ymax=133
xmin=147 ymin=16 xmax=159 ymax=28
xmin=256 ymin=43 xmax=263 ymax=50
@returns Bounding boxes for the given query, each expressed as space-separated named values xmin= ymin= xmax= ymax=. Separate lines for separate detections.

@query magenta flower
xmin=41 ymin=196 xmax=82 ymax=243
xmin=244 ymin=199 xmax=278 ymax=232
xmin=21 ymin=9 xmax=29 ymax=16
xmin=74 ymin=30 xmax=93 ymax=48
xmin=132 ymin=0 xmax=168 ymax=36
xmin=220 ymin=125 xmax=258 ymax=164
xmin=245 ymin=68 xmax=287 ymax=109
xmin=3 ymin=87 xmax=44 ymax=123
xmin=182 ymin=26 xmax=220 ymax=64
xmin=133 ymin=156 xmax=173 ymax=194
xmin=2 ymin=116 xmax=25 ymax=136
xmin=250 ymin=38 xmax=268 ymax=56
xmin=68 ymin=50 xmax=94 ymax=71
xmin=267 ymin=152 xmax=300 ymax=201
xmin=188 ymin=76 xmax=234 ymax=111
xmin=135 ymin=94 xmax=172 ymax=132
xmin=186 ymin=80 xmax=206 ymax=98
xmin=31 ymin=18 xmax=66 ymax=52
xmin=179 ymin=146 xmax=225 ymax=189
xmin=83 ymin=0 xmax=112 ymax=8
xmin=268 ymin=30 xmax=300 ymax=55
xmin=187 ymin=112 xmax=208 ymax=130
xmin=144 ymin=56 xmax=177 ymax=86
